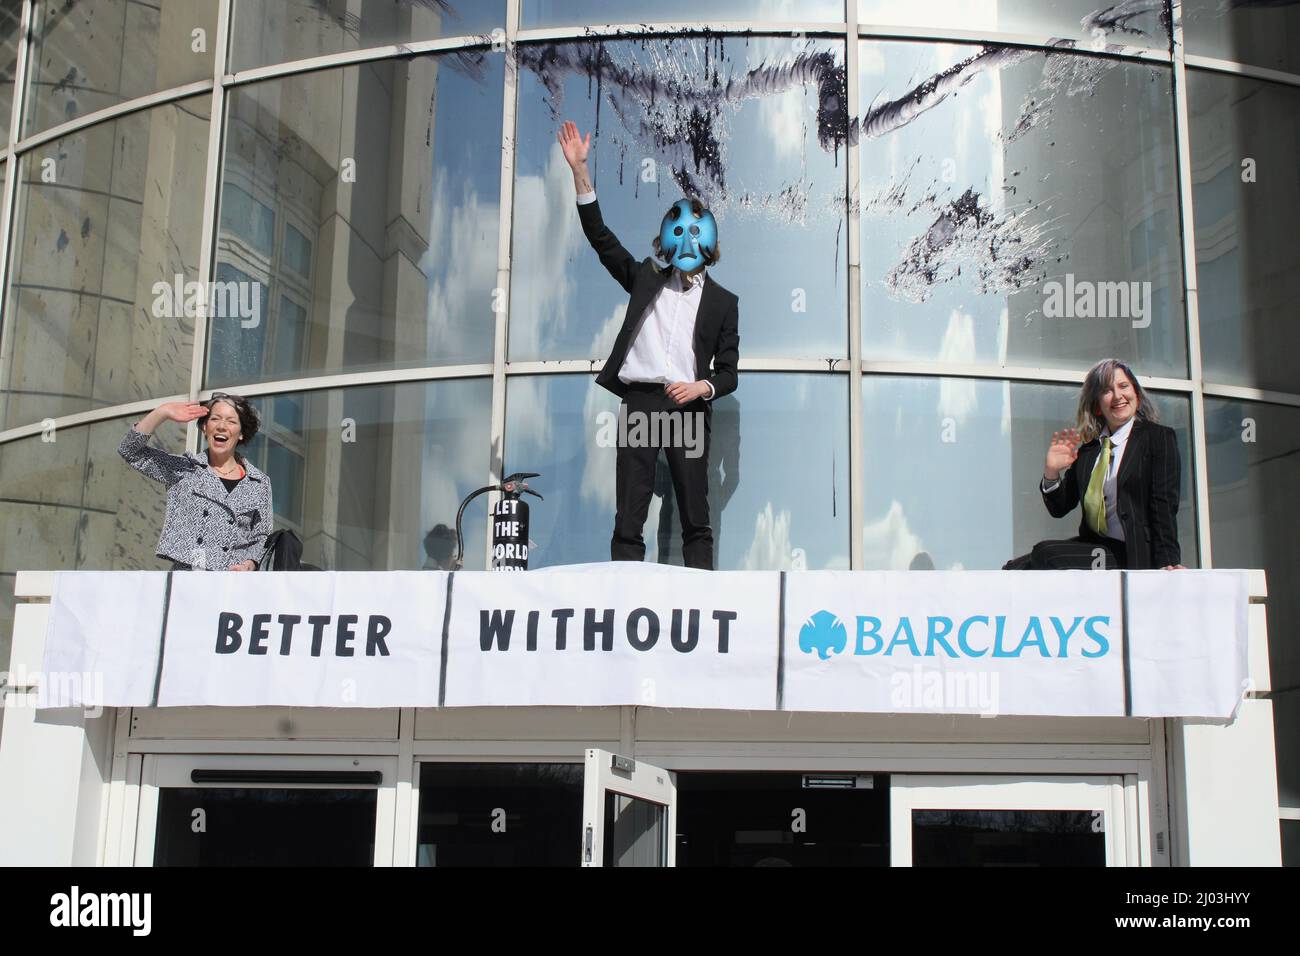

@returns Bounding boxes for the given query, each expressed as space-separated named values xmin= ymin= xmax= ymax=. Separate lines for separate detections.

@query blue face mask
xmin=659 ymin=199 xmax=717 ymax=272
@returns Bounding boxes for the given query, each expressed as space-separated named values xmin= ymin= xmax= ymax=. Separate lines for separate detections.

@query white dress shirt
xmin=1041 ymin=416 xmax=1135 ymax=541
xmin=577 ymin=190 xmax=715 ymax=400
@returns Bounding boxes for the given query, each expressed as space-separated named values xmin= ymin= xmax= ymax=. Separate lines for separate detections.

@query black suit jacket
xmin=1041 ymin=417 xmax=1182 ymax=569
xmin=577 ymin=198 xmax=739 ymax=401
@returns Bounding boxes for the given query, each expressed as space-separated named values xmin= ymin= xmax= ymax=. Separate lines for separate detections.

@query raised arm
xmin=119 ymin=401 xmax=206 ymax=487
xmin=1041 ymin=428 xmax=1082 ymax=519
xmin=559 ymin=120 xmax=639 ymax=294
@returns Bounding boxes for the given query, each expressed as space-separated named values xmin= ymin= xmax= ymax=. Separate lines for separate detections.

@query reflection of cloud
xmin=859 ymin=44 xmax=886 ymax=78
xmin=937 ymin=309 xmax=977 ymax=425
xmin=422 ymin=164 xmax=499 ymax=359
xmin=742 ymin=501 xmax=793 ymax=570
xmin=510 ymin=143 xmax=584 ymax=359
xmin=863 ymin=500 xmax=925 ymax=570
xmin=579 ymin=304 xmax=627 ymax=513
xmin=590 ymin=302 xmax=626 ymax=360
xmin=757 ymin=83 xmax=806 ymax=162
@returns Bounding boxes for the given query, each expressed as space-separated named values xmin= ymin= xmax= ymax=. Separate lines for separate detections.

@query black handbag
xmin=258 ymin=529 xmax=320 ymax=571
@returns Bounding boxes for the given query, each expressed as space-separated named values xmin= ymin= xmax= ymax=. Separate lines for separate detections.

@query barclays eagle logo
xmin=799 ymin=610 xmax=847 ymax=660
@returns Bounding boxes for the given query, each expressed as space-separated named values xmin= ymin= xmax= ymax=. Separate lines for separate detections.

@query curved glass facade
xmin=0 ymin=0 xmax=1297 ymax=858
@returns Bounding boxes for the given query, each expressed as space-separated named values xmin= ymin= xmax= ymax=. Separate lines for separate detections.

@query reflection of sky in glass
xmin=421 ymin=54 xmax=505 ymax=365
xmin=523 ymin=0 xmax=843 ymax=28
xmin=275 ymin=379 xmax=492 ymax=571
xmin=858 ymin=0 xmax=1169 ymax=50
xmin=861 ymin=376 xmax=1197 ymax=569
xmin=506 ymin=372 xmax=849 ymax=570
xmin=511 ymin=36 xmax=848 ymax=361
xmin=858 ymin=40 xmax=1185 ymax=376
xmin=212 ymin=54 xmax=502 ymax=382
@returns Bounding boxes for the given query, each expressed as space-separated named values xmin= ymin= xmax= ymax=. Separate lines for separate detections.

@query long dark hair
xmin=1075 ymin=359 xmax=1158 ymax=443
xmin=203 ymin=392 xmax=260 ymax=463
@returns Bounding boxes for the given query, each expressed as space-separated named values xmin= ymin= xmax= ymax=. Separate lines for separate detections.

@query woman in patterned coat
xmin=118 ymin=394 xmax=273 ymax=571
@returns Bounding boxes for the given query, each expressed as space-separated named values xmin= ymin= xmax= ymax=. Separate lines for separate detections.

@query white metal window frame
xmin=107 ymin=695 xmax=1168 ymax=867
xmin=581 ymin=747 xmax=677 ymax=867
xmin=132 ymin=752 xmax=398 ymax=867
xmin=889 ymin=773 xmax=1135 ymax=866
xmin=116 ymin=745 xmax=1160 ymax=867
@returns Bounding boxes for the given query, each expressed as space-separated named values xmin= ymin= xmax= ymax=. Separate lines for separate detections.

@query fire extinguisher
xmin=453 ymin=472 xmax=542 ymax=571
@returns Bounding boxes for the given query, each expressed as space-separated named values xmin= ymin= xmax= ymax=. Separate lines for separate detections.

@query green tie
xmin=1083 ymin=436 xmax=1112 ymax=536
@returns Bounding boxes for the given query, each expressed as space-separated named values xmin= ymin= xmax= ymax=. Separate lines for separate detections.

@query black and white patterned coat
xmin=118 ymin=428 xmax=274 ymax=570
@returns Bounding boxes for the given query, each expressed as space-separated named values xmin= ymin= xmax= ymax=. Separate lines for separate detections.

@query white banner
xmin=38 ymin=566 xmax=1251 ymax=718
xmin=444 ymin=566 xmax=780 ymax=709
xmin=782 ymin=571 xmax=1125 ymax=717
xmin=1126 ymin=570 xmax=1250 ymax=718
xmin=156 ymin=571 xmax=446 ymax=708
xmin=41 ymin=572 xmax=170 ymax=708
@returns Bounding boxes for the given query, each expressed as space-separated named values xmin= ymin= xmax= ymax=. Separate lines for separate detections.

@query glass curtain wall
xmin=0 ymin=0 xmax=1296 ymax=858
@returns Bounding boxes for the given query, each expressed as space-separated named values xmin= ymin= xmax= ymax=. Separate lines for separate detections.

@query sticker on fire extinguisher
xmin=491 ymin=498 xmax=530 ymax=571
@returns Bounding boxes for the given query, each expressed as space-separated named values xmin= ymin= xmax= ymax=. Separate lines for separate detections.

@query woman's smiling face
xmin=204 ymin=399 xmax=242 ymax=453
xmin=1097 ymin=368 xmax=1140 ymax=433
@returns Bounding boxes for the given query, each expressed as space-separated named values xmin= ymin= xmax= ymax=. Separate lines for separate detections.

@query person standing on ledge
xmin=119 ymin=394 xmax=273 ymax=571
xmin=559 ymin=119 xmax=739 ymax=570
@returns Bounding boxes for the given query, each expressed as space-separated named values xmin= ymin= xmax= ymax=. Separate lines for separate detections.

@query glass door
xmin=135 ymin=755 xmax=396 ymax=866
xmin=890 ymin=775 xmax=1131 ymax=866
xmin=581 ymin=749 xmax=677 ymax=867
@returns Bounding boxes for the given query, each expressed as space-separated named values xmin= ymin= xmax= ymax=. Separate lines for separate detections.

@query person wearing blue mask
xmin=559 ymin=120 xmax=740 ymax=570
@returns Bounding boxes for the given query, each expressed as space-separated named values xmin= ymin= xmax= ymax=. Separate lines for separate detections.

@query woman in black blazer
xmin=1007 ymin=359 xmax=1185 ymax=571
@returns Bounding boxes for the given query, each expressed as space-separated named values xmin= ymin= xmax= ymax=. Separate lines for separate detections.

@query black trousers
xmin=1003 ymin=534 xmax=1128 ymax=570
xmin=612 ymin=383 xmax=714 ymax=569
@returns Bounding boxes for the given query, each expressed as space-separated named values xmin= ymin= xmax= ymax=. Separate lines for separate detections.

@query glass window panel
xmin=284 ymin=223 xmax=312 ymax=278
xmin=506 ymin=372 xmax=849 ymax=570
xmin=1 ymin=96 xmax=208 ymax=430
xmin=210 ymin=53 xmax=502 ymax=386
xmin=1184 ymin=0 xmax=1300 ymax=76
xmin=858 ymin=41 xmax=1186 ymax=376
xmin=1273 ymin=689 xmax=1300 ymax=815
xmin=603 ymin=791 xmax=666 ymax=867
xmin=218 ymin=182 xmax=275 ymax=257
xmin=861 ymin=376 xmax=1198 ymax=569
xmin=1205 ymin=397 xmax=1300 ymax=806
xmin=0 ymin=2 xmax=21 ymax=148
xmin=154 ymin=787 xmax=377 ymax=866
xmin=1188 ymin=70 xmax=1300 ymax=393
xmin=417 ymin=763 xmax=583 ymax=867
xmin=523 ymin=0 xmax=844 ymax=28
xmin=911 ymin=809 xmax=1106 ymax=866
xmin=511 ymin=36 xmax=848 ymax=362
xmin=1284 ymin=818 xmax=1300 ymax=868
xmin=858 ymin=0 xmax=1169 ymax=51
xmin=230 ymin=0 xmax=506 ymax=73
xmin=206 ymin=263 xmax=271 ymax=386
xmin=24 ymin=0 xmax=216 ymax=135
xmin=675 ymin=771 xmax=889 ymax=867
xmin=0 ymin=415 xmax=180 ymax=662
xmin=273 ymin=297 xmax=309 ymax=378
xmin=232 ymin=379 xmax=492 ymax=571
